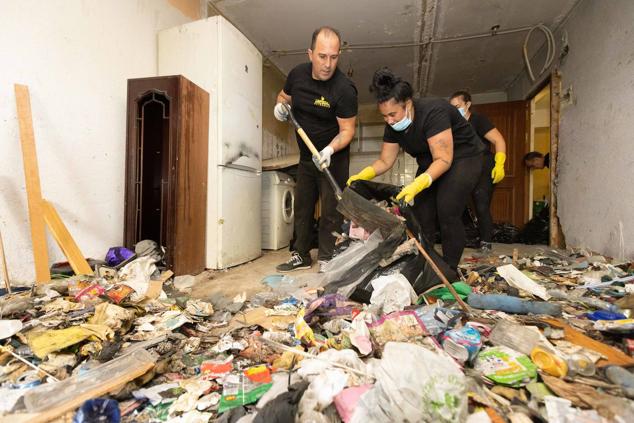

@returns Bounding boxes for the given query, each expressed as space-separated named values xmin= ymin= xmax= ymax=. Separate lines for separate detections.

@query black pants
xmin=412 ymin=154 xmax=483 ymax=270
xmin=471 ymin=153 xmax=495 ymax=243
xmin=293 ymin=155 xmax=349 ymax=261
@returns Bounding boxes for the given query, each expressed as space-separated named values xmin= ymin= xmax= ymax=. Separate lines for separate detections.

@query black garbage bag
xmin=492 ymin=222 xmax=520 ymax=243
xmin=323 ymin=225 xmax=404 ymax=295
xmin=516 ymin=205 xmax=550 ymax=244
xmin=254 ymin=381 xmax=310 ymax=423
xmin=337 ymin=180 xmax=457 ymax=301
xmin=350 ymin=253 xmax=421 ymax=303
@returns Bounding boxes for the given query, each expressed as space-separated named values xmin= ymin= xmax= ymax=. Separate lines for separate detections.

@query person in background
xmin=273 ymin=26 xmax=358 ymax=273
xmin=524 ymin=151 xmax=550 ymax=169
xmin=348 ymin=68 xmax=484 ymax=271
xmin=449 ymin=91 xmax=507 ymax=252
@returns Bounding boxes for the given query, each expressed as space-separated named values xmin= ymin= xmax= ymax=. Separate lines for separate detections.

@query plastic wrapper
xmin=594 ymin=319 xmax=634 ymax=333
xmin=367 ymin=310 xmax=428 ymax=351
xmin=474 ymin=346 xmax=537 ymax=387
xmin=369 ymin=274 xmax=417 ymax=314
xmin=218 ymin=365 xmax=273 ymax=413
xmin=414 ymin=305 xmax=463 ymax=336
xmin=201 ymin=355 xmax=234 ymax=379
xmin=351 ymin=342 xmax=466 ymax=423
xmin=24 ymin=349 xmax=155 ymax=412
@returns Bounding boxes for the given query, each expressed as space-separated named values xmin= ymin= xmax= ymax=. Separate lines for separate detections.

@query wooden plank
xmin=0 ymin=229 xmax=11 ymax=293
xmin=549 ymin=71 xmax=565 ymax=248
xmin=14 ymin=84 xmax=50 ymax=283
xmin=542 ymin=317 xmax=634 ymax=368
xmin=41 ymin=200 xmax=92 ymax=275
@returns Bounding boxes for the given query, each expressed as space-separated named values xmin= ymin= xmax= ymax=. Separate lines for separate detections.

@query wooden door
xmin=473 ymin=101 xmax=530 ymax=228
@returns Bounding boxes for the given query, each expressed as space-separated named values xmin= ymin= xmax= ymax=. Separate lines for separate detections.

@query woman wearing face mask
xmin=347 ymin=68 xmax=485 ymax=270
xmin=450 ymin=90 xmax=507 ymax=253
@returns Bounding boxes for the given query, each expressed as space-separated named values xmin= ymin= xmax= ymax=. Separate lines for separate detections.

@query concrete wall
xmin=0 ymin=0 xmax=195 ymax=282
xmin=507 ymin=0 xmax=634 ymax=259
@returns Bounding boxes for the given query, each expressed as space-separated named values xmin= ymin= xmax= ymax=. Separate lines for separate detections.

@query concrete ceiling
xmin=208 ymin=0 xmax=579 ymax=103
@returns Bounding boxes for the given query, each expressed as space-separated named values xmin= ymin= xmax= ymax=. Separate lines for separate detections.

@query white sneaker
xmin=318 ymin=260 xmax=329 ymax=273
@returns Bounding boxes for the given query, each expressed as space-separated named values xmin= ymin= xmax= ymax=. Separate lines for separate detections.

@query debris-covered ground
xmin=1 ymin=235 xmax=634 ymax=422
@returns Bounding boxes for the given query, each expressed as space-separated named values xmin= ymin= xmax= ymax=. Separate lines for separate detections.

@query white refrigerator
xmin=158 ymin=16 xmax=262 ymax=269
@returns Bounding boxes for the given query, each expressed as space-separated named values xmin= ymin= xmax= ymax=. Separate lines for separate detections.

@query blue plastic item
xmin=73 ymin=398 xmax=120 ymax=423
xmin=467 ymin=293 xmax=562 ymax=316
xmin=585 ymin=310 xmax=627 ymax=321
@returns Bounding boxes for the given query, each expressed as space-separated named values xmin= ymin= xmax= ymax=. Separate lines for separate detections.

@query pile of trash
xmin=2 ymin=224 xmax=634 ymax=421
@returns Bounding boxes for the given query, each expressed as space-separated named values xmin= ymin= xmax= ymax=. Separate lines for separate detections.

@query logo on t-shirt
xmin=313 ymin=96 xmax=331 ymax=108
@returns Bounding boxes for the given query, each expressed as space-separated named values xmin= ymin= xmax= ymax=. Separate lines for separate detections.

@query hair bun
xmin=371 ymin=67 xmax=399 ymax=92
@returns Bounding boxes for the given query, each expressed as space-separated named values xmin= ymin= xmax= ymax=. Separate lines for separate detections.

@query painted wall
xmin=507 ymin=0 xmax=634 ymax=259
xmin=0 ymin=0 xmax=195 ymax=283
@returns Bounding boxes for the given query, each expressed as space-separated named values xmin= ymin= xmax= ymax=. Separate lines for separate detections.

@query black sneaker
xmin=276 ymin=252 xmax=312 ymax=272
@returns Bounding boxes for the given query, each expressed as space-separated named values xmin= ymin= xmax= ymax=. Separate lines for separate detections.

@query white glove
xmin=274 ymin=102 xmax=289 ymax=121
xmin=312 ymin=146 xmax=334 ymax=170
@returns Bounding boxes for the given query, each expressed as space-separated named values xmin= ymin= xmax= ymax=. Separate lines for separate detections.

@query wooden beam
xmin=14 ymin=84 xmax=50 ymax=283
xmin=549 ymin=71 xmax=565 ymax=248
xmin=0 ymin=229 xmax=11 ymax=293
xmin=41 ymin=200 xmax=92 ymax=276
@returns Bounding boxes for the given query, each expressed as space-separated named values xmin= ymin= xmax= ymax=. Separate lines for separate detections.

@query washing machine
xmin=261 ymin=171 xmax=295 ymax=250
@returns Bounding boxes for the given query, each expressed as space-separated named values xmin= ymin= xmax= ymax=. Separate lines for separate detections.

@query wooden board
xmin=41 ymin=200 xmax=92 ymax=275
xmin=549 ymin=71 xmax=565 ymax=248
xmin=542 ymin=317 xmax=634 ymax=368
xmin=262 ymin=154 xmax=300 ymax=171
xmin=14 ymin=84 xmax=50 ymax=283
xmin=174 ymin=75 xmax=209 ymax=275
xmin=0 ymin=229 xmax=11 ymax=293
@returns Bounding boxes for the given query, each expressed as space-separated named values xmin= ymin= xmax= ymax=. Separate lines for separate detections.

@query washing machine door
xmin=282 ymin=188 xmax=294 ymax=224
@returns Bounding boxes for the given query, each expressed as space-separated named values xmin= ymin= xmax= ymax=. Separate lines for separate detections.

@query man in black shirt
xmin=450 ymin=91 xmax=507 ymax=252
xmin=524 ymin=151 xmax=550 ymax=169
xmin=273 ymin=26 xmax=358 ymax=272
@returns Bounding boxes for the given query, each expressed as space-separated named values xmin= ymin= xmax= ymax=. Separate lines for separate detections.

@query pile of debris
xmin=1 ymin=239 xmax=634 ymax=421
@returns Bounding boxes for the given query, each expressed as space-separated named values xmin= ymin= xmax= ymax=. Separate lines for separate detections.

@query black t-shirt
xmin=468 ymin=111 xmax=495 ymax=156
xmin=283 ymin=63 xmax=358 ymax=160
xmin=384 ymin=98 xmax=485 ymax=168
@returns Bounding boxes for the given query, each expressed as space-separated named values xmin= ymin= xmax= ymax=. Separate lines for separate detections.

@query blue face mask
xmin=458 ymin=107 xmax=466 ymax=118
xmin=390 ymin=106 xmax=412 ymax=132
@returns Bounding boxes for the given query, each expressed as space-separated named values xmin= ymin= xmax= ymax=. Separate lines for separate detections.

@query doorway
xmin=473 ymin=101 xmax=530 ymax=228
xmin=528 ymin=85 xmax=551 ymax=220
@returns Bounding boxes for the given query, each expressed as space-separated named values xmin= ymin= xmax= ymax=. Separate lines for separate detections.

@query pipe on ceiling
xmin=268 ymin=25 xmax=535 ymax=57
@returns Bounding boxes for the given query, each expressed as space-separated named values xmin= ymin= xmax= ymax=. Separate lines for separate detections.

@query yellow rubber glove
xmin=347 ymin=166 xmax=376 ymax=186
xmin=396 ymin=172 xmax=432 ymax=203
xmin=491 ymin=152 xmax=506 ymax=184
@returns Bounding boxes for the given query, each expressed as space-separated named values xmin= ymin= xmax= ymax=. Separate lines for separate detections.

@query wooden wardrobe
xmin=124 ymin=75 xmax=209 ymax=275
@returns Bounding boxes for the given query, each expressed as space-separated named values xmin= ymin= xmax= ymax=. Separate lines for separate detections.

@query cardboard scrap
xmin=233 ymin=307 xmax=296 ymax=332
